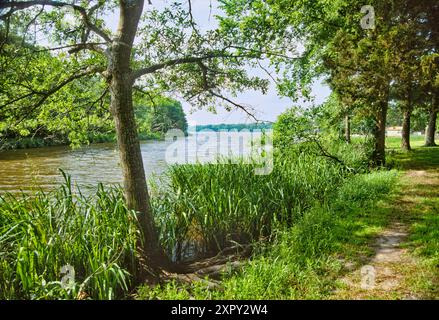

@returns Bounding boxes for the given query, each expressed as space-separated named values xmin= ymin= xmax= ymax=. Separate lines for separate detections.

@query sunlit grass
xmin=386 ymin=135 xmax=426 ymax=150
xmin=387 ymin=136 xmax=439 ymax=170
xmin=0 ymin=173 xmax=140 ymax=300
xmin=138 ymin=170 xmax=399 ymax=300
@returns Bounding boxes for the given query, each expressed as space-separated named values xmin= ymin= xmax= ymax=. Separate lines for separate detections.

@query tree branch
xmin=187 ymin=0 xmax=201 ymax=39
xmin=132 ymin=55 xmax=216 ymax=80
xmin=207 ymin=89 xmax=259 ymax=122
xmin=11 ymin=42 xmax=108 ymax=56
xmin=2 ymin=66 xmax=105 ymax=126
xmin=196 ymin=60 xmax=260 ymax=122
xmin=0 ymin=1 xmax=112 ymax=43
xmin=132 ymin=53 xmax=249 ymax=80
xmin=67 ymin=42 xmax=107 ymax=55
xmin=308 ymin=137 xmax=354 ymax=171
xmin=228 ymin=45 xmax=300 ymax=60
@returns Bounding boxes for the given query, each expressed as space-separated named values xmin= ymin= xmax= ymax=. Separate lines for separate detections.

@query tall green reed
xmin=0 ymin=173 xmax=139 ymax=299
xmin=152 ymin=154 xmax=346 ymax=260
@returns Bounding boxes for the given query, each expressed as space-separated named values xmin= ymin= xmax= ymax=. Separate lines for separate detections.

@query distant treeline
xmin=190 ymin=123 xmax=273 ymax=132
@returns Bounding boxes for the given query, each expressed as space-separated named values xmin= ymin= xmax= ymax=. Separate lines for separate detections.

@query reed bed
xmin=0 ymin=173 xmax=139 ymax=299
xmin=153 ymin=154 xmax=347 ymax=260
xmin=0 ymin=153 xmax=349 ymax=299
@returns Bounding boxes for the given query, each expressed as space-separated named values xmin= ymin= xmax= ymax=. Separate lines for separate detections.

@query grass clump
xmin=0 ymin=173 xmax=140 ymax=300
xmin=335 ymin=170 xmax=398 ymax=208
xmin=137 ymin=170 xmax=399 ymax=300
xmin=153 ymin=154 xmax=346 ymax=260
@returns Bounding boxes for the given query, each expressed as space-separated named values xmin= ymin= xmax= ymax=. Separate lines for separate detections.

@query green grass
xmin=386 ymin=135 xmax=439 ymax=170
xmin=385 ymin=135 xmax=426 ymax=150
xmin=0 ymin=173 xmax=140 ymax=300
xmin=387 ymin=139 xmax=439 ymax=298
xmin=137 ymin=170 xmax=399 ymax=300
xmin=153 ymin=154 xmax=347 ymax=260
xmin=389 ymin=148 xmax=439 ymax=171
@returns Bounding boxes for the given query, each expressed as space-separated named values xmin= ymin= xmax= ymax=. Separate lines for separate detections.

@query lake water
xmin=0 ymin=131 xmax=267 ymax=194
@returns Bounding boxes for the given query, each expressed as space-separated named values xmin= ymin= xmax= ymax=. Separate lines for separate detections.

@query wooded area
xmin=0 ymin=0 xmax=438 ymax=301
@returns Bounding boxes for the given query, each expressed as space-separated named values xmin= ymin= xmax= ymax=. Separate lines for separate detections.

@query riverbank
xmin=0 ymin=139 xmax=359 ymax=299
xmin=136 ymin=139 xmax=439 ymax=300
xmin=0 ymin=132 xmax=162 ymax=151
xmin=0 ymin=137 xmax=438 ymax=299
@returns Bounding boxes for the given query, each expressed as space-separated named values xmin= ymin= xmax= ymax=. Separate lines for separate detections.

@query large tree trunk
xmin=425 ymin=108 xmax=437 ymax=147
xmin=372 ymin=101 xmax=388 ymax=167
xmin=110 ymin=76 xmax=161 ymax=258
xmin=345 ymin=114 xmax=351 ymax=144
xmin=108 ymin=0 xmax=166 ymax=267
xmin=401 ymin=109 xmax=412 ymax=151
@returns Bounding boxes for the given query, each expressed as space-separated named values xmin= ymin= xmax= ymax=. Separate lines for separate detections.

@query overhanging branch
xmin=207 ymin=90 xmax=259 ymax=122
xmin=131 ymin=54 xmax=231 ymax=80
xmin=1 ymin=66 xmax=105 ymax=125
xmin=0 ymin=1 xmax=112 ymax=43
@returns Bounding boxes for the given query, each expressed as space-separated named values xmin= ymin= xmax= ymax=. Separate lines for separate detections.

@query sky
xmin=61 ymin=0 xmax=332 ymax=125
xmin=151 ymin=0 xmax=331 ymax=125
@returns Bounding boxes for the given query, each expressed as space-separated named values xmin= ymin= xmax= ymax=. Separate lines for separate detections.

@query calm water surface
xmin=0 ymin=132 xmax=262 ymax=194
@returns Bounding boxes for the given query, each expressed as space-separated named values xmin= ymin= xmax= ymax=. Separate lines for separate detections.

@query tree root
xmin=141 ymin=244 xmax=252 ymax=289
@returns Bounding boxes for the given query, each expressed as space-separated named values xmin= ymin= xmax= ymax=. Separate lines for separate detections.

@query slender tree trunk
xmin=372 ymin=100 xmax=388 ymax=167
xmin=344 ymin=114 xmax=351 ymax=144
xmin=425 ymin=107 xmax=437 ymax=147
xmin=401 ymin=109 xmax=412 ymax=151
xmin=108 ymin=0 xmax=167 ymax=267
xmin=110 ymin=75 xmax=160 ymax=256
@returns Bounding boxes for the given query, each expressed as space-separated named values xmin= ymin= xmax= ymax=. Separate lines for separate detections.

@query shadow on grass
xmin=389 ymin=146 xmax=439 ymax=170
xmin=389 ymin=146 xmax=439 ymax=298
xmin=403 ymin=177 xmax=439 ymax=298
xmin=332 ymin=146 xmax=439 ymax=298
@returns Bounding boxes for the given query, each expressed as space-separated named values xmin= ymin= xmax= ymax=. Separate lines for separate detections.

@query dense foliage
xmin=0 ymin=0 xmax=438 ymax=301
xmin=0 ymin=174 xmax=139 ymax=299
xmin=0 ymin=37 xmax=188 ymax=149
xmin=222 ymin=0 xmax=438 ymax=159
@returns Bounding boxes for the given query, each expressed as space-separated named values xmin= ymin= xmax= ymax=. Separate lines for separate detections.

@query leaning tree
xmin=0 ymin=0 xmax=289 ymax=266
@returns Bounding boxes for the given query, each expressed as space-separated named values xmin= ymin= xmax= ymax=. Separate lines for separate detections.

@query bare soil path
xmin=333 ymin=162 xmax=439 ymax=299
